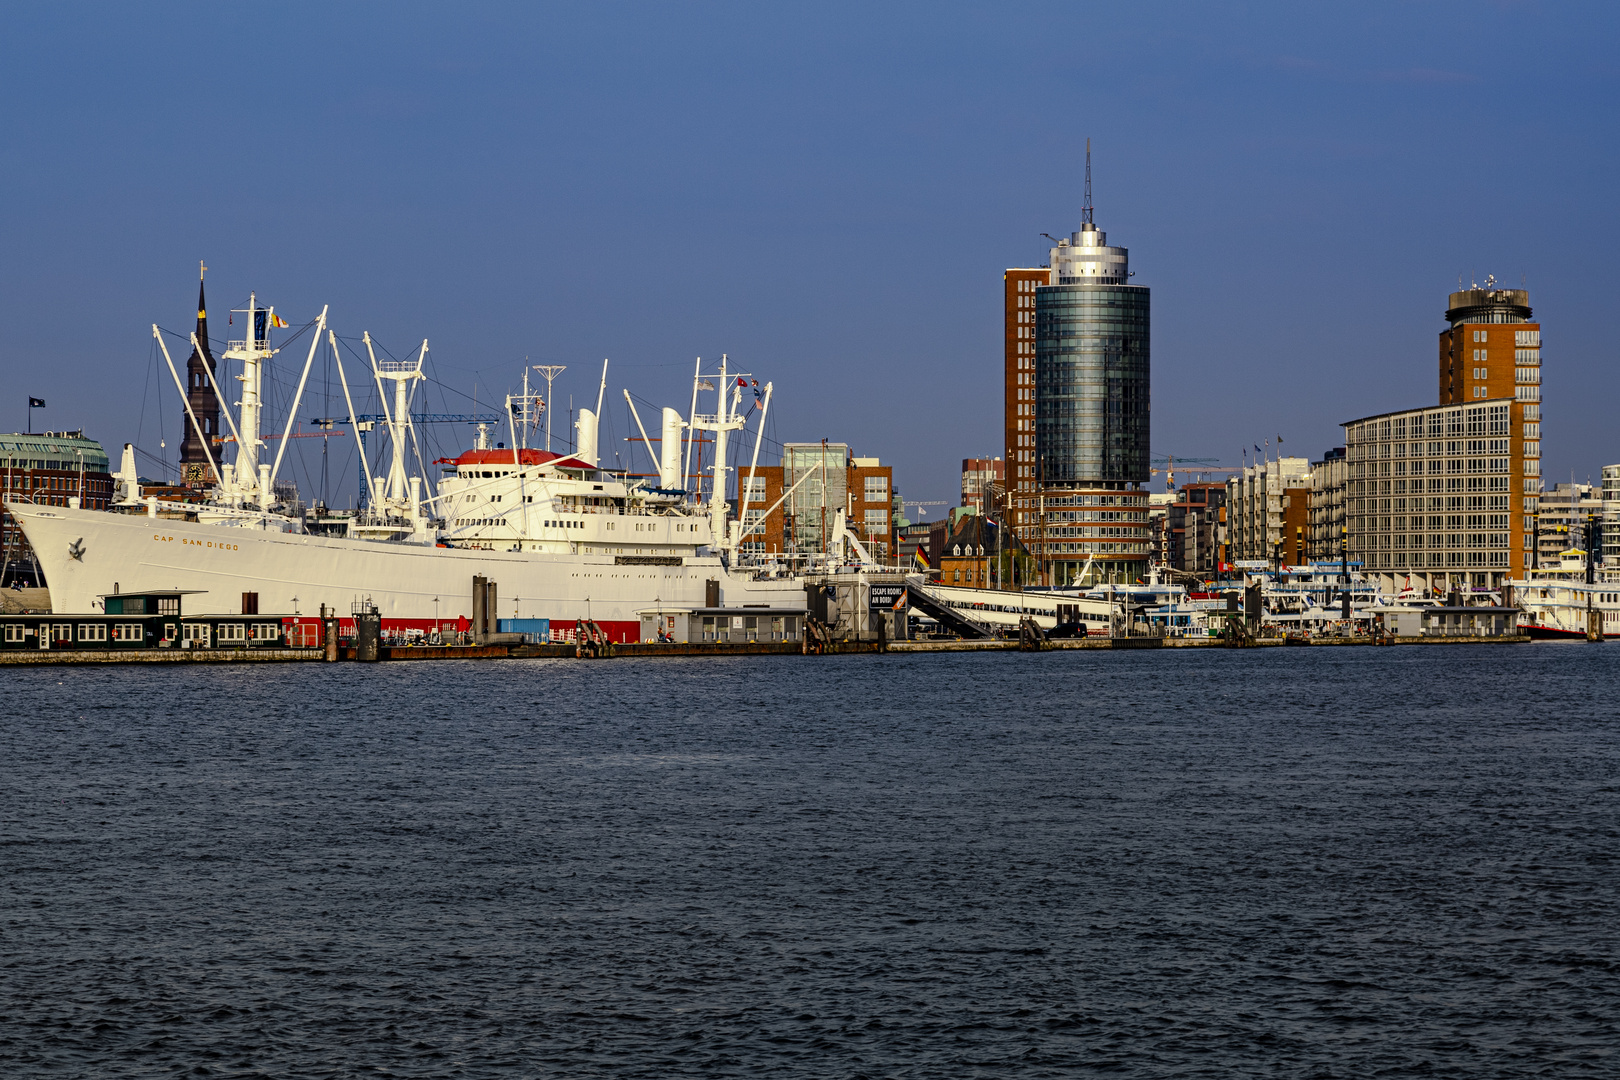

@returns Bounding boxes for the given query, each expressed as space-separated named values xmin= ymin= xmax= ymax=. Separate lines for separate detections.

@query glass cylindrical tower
xmin=1034 ymin=224 xmax=1150 ymax=488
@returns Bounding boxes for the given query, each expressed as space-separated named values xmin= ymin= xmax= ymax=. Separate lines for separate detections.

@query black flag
xmin=29 ymin=397 xmax=45 ymax=408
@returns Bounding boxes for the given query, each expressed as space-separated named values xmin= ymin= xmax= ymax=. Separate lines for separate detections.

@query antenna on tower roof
xmin=1082 ymin=137 xmax=1094 ymax=225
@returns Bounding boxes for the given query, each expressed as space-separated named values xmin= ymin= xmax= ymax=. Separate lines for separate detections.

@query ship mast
xmin=223 ymin=293 xmax=280 ymax=504
xmin=365 ymin=335 xmax=427 ymax=514
xmin=684 ymin=355 xmax=749 ymax=553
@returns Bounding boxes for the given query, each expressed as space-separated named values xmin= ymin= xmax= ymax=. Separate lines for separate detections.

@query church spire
xmin=179 ymin=262 xmax=221 ymax=485
xmin=197 ymin=261 xmax=209 ymax=330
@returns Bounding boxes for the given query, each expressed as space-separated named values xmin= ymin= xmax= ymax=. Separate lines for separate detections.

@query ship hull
xmin=1522 ymin=623 xmax=1617 ymax=640
xmin=9 ymin=502 xmax=803 ymax=640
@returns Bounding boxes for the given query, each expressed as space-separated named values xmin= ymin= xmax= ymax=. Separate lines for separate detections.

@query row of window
xmin=1360 ymin=439 xmax=1512 ymax=459
xmin=1354 ymin=532 xmax=1511 ymax=549
xmin=1359 ymin=476 xmax=1517 ymax=494
xmin=1359 ymin=495 xmax=1510 ymax=511
xmin=4 ymin=622 xmax=282 ymax=644
xmin=0 ymin=461 xmax=111 ymax=472
xmin=1349 ymin=403 xmax=1510 ymax=441
xmin=1357 ymin=514 xmax=1512 ymax=530
xmin=1035 ymin=542 xmax=1151 ymax=555
xmin=1360 ymin=551 xmax=1512 ymax=568
xmin=1043 ymin=526 xmax=1147 ymax=539
xmin=1356 ymin=458 xmax=1514 ymax=478
xmin=0 ymin=475 xmax=110 ymax=491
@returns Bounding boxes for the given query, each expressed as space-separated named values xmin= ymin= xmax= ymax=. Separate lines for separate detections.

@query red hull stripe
xmin=282 ymin=618 xmax=644 ymax=643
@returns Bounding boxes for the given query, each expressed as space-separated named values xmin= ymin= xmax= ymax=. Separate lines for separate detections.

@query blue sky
xmin=2 ymin=2 xmax=1616 ymax=508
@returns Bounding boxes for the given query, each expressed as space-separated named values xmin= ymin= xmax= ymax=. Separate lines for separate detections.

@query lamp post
xmin=1340 ymin=525 xmax=1350 ymax=622
xmin=1586 ymin=510 xmax=1600 ymax=642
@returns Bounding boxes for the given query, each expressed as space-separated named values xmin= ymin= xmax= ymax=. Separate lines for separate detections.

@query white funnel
xmin=117 ymin=443 xmax=140 ymax=504
xmin=660 ymin=408 xmax=683 ymax=489
xmin=575 ymin=408 xmax=598 ymax=466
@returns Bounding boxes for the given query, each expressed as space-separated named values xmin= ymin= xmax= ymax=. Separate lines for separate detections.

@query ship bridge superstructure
xmin=434 ymin=446 xmax=714 ymax=556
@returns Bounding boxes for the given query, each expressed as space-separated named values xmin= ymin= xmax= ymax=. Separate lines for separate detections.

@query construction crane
xmin=1148 ymin=454 xmax=1233 ymax=491
xmin=326 ymin=412 xmax=503 ymax=427
xmin=903 ymin=499 xmax=949 ymax=519
xmin=217 ymin=431 xmax=348 ymax=442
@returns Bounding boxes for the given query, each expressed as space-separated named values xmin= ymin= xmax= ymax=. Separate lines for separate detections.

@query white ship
xmin=1510 ymin=548 xmax=1620 ymax=639
xmin=7 ymin=292 xmax=825 ymax=641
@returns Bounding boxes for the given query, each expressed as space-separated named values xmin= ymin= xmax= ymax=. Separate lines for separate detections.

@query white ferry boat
xmin=6 ymin=292 xmax=812 ymax=642
xmin=1510 ymin=549 xmax=1620 ymax=639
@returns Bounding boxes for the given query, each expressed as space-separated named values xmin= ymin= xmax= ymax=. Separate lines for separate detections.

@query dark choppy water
xmin=2 ymin=645 xmax=1617 ymax=1077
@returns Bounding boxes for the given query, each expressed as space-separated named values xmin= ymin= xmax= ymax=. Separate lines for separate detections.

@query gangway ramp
xmin=904 ymin=576 xmax=998 ymax=639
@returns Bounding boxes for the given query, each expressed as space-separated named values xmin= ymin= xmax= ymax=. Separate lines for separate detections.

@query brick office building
xmin=735 ymin=443 xmax=896 ymax=563
xmin=1164 ymin=482 xmax=1227 ymax=573
xmin=1341 ymin=283 xmax=1543 ymax=593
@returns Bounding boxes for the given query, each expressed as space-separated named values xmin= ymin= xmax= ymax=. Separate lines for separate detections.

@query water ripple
xmin=1 ymin=645 xmax=1617 ymax=1076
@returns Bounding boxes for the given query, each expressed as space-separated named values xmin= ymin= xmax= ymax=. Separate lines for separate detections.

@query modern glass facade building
xmin=783 ymin=442 xmax=849 ymax=556
xmin=1034 ymin=281 xmax=1151 ymax=486
xmin=1020 ymin=218 xmax=1151 ymax=583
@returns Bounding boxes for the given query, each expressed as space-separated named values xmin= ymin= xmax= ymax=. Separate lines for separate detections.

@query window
xmin=741 ymin=476 xmax=767 ymax=503
xmin=217 ymin=623 xmax=246 ymax=642
xmin=3 ymin=625 xmax=23 ymax=643
xmin=112 ymin=623 xmax=143 ymax=642
xmin=863 ymin=475 xmax=888 ymax=502
xmin=863 ymin=509 xmax=888 ymax=531
xmin=78 ymin=623 xmax=108 ymax=642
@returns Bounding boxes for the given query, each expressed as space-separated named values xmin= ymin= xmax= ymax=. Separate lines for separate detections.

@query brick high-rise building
xmin=1438 ymin=282 xmax=1538 ymax=410
xmin=1439 ymin=281 xmax=1542 ymax=566
xmin=1004 ymin=266 xmax=1050 ymax=509
xmin=1339 ymin=280 xmax=1545 ymax=593
xmin=960 ymin=457 xmax=1004 ymax=513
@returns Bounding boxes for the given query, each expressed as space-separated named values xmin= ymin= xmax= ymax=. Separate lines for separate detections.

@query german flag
xmin=912 ymin=547 xmax=932 ymax=572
